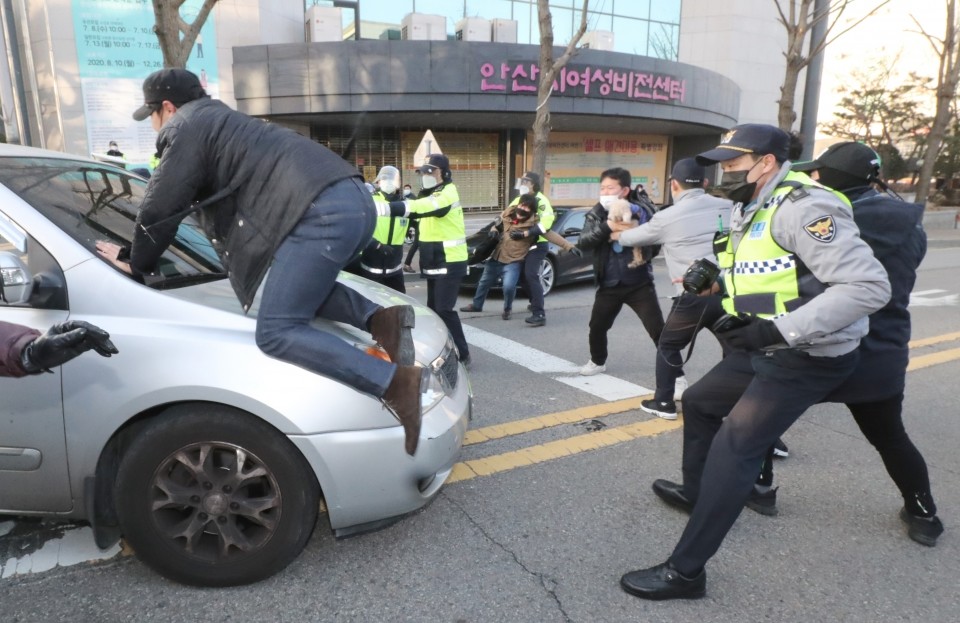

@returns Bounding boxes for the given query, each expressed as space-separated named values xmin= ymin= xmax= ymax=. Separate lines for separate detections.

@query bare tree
xmin=913 ymin=0 xmax=960 ymax=205
xmin=530 ymin=0 xmax=590 ymax=177
xmin=649 ymin=23 xmax=679 ymax=61
xmin=774 ymin=0 xmax=890 ymax=130
xmin=152 ymin=0 xmax=219 ymax=69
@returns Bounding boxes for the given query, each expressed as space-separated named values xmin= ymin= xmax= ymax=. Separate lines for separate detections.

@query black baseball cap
xmin=521 ymin=171 xmax=542 ymax=189
xmin=696 ymin=124 xmax=791 ymax=165
xmin=670 ymin=158 xmax=705 ymax=185
xmin=792 ymin=142 xmax=881 ymax=180
xmin=416 ymin=153 xmax=449 ymax=173
xmin=132 ymin=68 xmax=206 ymax=121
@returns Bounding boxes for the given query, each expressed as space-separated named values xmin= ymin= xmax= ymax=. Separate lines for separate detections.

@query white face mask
xmin=598 ymin=195 xmax=618 ymax=208
xmin=380 ymin=181 xmax=397 ymax=194
xmin=403 ymin=188 xmax=412 ymax=197
xmin=421 ymin=175 xmax=438 ymax=190
xmin=518 ymin=184 xmax=531 ymax=195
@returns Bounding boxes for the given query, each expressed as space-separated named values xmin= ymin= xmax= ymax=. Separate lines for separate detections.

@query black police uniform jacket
xmin=130 ymin=97 xmax=360 ymax=311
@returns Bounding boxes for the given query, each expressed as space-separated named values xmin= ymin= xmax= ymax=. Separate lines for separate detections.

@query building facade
xmin=0 ymin=1 xmax=800 ymax=209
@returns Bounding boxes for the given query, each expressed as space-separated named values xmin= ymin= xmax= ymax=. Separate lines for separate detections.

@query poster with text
xmin=73 ymin=0 xmax=218 ymax=165
xmin=533 ymin=132 xmax=669 ymax=207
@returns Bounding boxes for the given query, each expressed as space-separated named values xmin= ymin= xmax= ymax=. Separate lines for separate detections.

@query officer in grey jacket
xmin=620 ymin=124 xmax=890 ymax=600
xmin=612 ymin=158 xmax=732 ymax=419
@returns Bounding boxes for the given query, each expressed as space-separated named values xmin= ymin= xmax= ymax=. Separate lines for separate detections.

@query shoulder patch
xmin=803 ymin=215 xmax=836 ymax=243
xmin=787 ymin=187 xmax=810 ymax=201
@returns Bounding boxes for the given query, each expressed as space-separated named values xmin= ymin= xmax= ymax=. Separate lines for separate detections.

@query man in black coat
xmin=784 ymin=142 xmax=942 ymax=545
xmin=95 ymin=68 xmax=425 ymax=455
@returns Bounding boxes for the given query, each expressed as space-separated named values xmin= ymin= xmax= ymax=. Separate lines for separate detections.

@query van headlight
xmin=421 ymin=339 xmax=458 ymax=412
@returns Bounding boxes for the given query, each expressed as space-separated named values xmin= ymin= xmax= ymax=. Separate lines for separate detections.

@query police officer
xmin=764 ymin=141 xmax=941 ymax=545
xmin=379 ymin=154 xmax=471 ymax=365
xmin=353 ymin=166 xmax=409 ymax=293
xmin=619 ymin=124 xmax=890 ymax=600
xmin=509 ymin=172 xmax=554 ymax=327
xmin=612 ymin=158 xmax=732 ymax=419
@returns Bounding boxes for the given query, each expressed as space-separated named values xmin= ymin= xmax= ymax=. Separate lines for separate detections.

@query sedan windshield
xmin=0 ymin=157 xmax=223 ymax=286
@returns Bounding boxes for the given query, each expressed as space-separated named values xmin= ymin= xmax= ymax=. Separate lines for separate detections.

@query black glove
xmin=20 ymin=321 xmax=119 ymax=373
xmin=568 ymin=246 xmax=583 ymax=257
xmin=487 ymin=228 xmax=500 ymax=240
xmin=720 ymin=317 xmax=784 ymax=352
xmin=509 ymin=230 xmax=527 ymax=241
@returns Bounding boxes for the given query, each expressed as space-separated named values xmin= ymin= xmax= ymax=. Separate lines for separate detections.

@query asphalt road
xmin=2 ymin=246 xmax=959 ymax=623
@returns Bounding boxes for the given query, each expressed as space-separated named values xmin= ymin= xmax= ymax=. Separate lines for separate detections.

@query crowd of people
xmin=4 ymin=68 xmax=942 ymax=601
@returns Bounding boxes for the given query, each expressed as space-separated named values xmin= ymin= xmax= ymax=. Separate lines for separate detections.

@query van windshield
xmin=0 ymin=157 xmax=224 ymax=286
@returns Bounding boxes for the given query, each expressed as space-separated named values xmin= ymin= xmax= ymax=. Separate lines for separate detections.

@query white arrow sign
xmin=909 ymin=289 xmax=959 ymax=307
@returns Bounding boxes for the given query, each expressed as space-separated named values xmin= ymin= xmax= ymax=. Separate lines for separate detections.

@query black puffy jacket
xmin=130 ymin=97 xmax=360 ymax=311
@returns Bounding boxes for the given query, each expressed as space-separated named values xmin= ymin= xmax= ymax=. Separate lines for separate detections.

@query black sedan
xmin=461 ymin=207 xmax=594 ymax=296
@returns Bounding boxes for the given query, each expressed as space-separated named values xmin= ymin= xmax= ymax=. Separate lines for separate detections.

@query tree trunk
xmin=153 ymin=0 xmax=219 ymax=69
xmin=778 ymin=56 xmax=803 ymax=130
xmin=914 ymin=0 xmax=960 ymax=206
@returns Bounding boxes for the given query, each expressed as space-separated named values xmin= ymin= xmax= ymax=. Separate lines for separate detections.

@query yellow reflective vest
xmin=405 ymin=182 xmax=467 ymax=274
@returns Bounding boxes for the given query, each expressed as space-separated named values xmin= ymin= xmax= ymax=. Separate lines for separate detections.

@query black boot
xmin=369 ymin=305 xmax=416 ymax=366
xmin=383 ymin=365 xmax=427 ymax=455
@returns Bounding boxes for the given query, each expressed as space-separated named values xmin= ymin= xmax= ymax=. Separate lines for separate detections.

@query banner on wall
xmin=72 ymin=0 xmax=218 ymax=165
xmin=534 ymin=132 xmax=669 ymax=207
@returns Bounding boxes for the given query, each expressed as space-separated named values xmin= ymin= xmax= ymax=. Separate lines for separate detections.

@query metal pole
xmin=0 ymin=0 xmax=29 ymax=144
xmin=799 ymin=0 xmax=829 ymax=160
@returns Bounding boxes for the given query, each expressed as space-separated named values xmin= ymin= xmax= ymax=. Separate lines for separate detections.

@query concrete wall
xmin=679 ymin=0 xmax=804 ymax=127
xmin=232 ymin=40 xmax=741 ymax=130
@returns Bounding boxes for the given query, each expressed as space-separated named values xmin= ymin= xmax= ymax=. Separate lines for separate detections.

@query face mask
xmin=380 ymin=181 xmax=397 ymax=194
xmin=518 ymin=185 xmax=531 ymax=195
xmin=515 ymin=209 xmax=532 ymax=220
xmin=421 ymin=175 xmax=438 ymax=190
xmin=598 ymin=194 xmax=619 ymax=208
xmin=713 ymin=160 xmax=763 ymax=205
xmin=403 ymin=188 xmax=412 ymax=197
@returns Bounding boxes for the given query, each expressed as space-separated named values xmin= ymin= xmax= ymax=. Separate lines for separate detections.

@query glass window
xmin=648 ymin=22 xmax=679 ymax=60
xmin=649 ymin=0 xmax=681 ymax=24
xmin=515 ymin=1 xmax=534 ymax=44
xmin=612 ymin=0 xmax=649 ymax=20
xmin=550 ymin=7 xmax=574 ymax=45
xmin=414 ymin=0 xmax=465 ymax=33
xmin=586 ymin=11 xmax=612 ymax=33
xmin=558 ymin=209 xmax=585 ymax=234
xmin=465 ymin=0 xmax=513 ymax=20
xmin=611 ymin=17 xmax=647 ymax=56
xmin=0 ymin=158 xmax=224 ymax=287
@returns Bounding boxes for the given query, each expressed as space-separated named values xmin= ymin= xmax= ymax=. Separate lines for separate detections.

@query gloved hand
xmin=720 ymin=317 xmax=784 ymax=352
xmin=20 ymin=321 xmax=119 ymax=374
xmin=487 ymin=228 xmax=500 ymax=240
xmin=567 ymin=246 xmax=583 ymax=257
xmin=509 ymin=229 xmax=527 ymax=241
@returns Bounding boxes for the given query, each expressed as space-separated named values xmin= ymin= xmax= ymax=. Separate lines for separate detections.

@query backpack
xmin=630 ymin=191 xmax=661 ymax=261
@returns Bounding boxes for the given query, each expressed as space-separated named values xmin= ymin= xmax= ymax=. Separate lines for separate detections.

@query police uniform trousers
xmin=653 ymin=293 xmax=726 ymax=403
xmin=523 ymin=241 xmax=549 ymax=317
xmin=426 ymin=262 xmax=470 ymax=361
xmin=669 ymin=347 xmax=859 ymax=575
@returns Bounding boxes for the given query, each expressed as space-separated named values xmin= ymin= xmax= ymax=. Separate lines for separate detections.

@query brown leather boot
xmin=368 ymin=305 xmax=416 ymax=366
xmin=382 ymin=365 xmax=427 ymax=455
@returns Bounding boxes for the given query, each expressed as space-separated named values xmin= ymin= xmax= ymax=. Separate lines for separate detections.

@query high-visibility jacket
xmin=360 ymin=190 xmax=409 ymax=274
xmin=719 ymin=171 xmax=851 ymax=318
xmin=405 ymin=182 xmax=467 ymax=275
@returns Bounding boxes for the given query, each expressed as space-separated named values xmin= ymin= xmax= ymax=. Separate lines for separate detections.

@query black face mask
xmin=711 ymin=160 xmax=763 ymax=205
xmin=515 ymin=209 xmax=532 ymax=220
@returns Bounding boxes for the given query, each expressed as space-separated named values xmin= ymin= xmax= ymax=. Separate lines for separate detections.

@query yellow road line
xmin=449 ymin=417 xmax=681 ymax=483
xmin=463 ymin=396 xmax=646 ymax=445
xmin=908 ymin=346 xmax=960 ymax=371
xmin=909 ymin=331 xmax=960 ymax=349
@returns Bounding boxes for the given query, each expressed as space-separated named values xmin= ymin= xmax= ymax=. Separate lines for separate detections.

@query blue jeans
xmin=473 ymin=259 xmax=522 ymax=311
xmin=255 ymin=177 xmax=395 ymax=398
xmin=523 ymin=242 xmax=549 ymax=316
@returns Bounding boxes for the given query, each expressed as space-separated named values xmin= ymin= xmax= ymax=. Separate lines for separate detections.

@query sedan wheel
xmin=115 ymin=405 xmax=320 ymax=586
xmin=538 ymin=257 xmax=556 ymax=297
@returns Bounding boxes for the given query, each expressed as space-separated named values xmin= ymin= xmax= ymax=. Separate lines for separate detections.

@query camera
xmin=682 ymin=258 xmax=721 ymax=294
xmin=712 ymin=313 xmax=751 ymax=334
